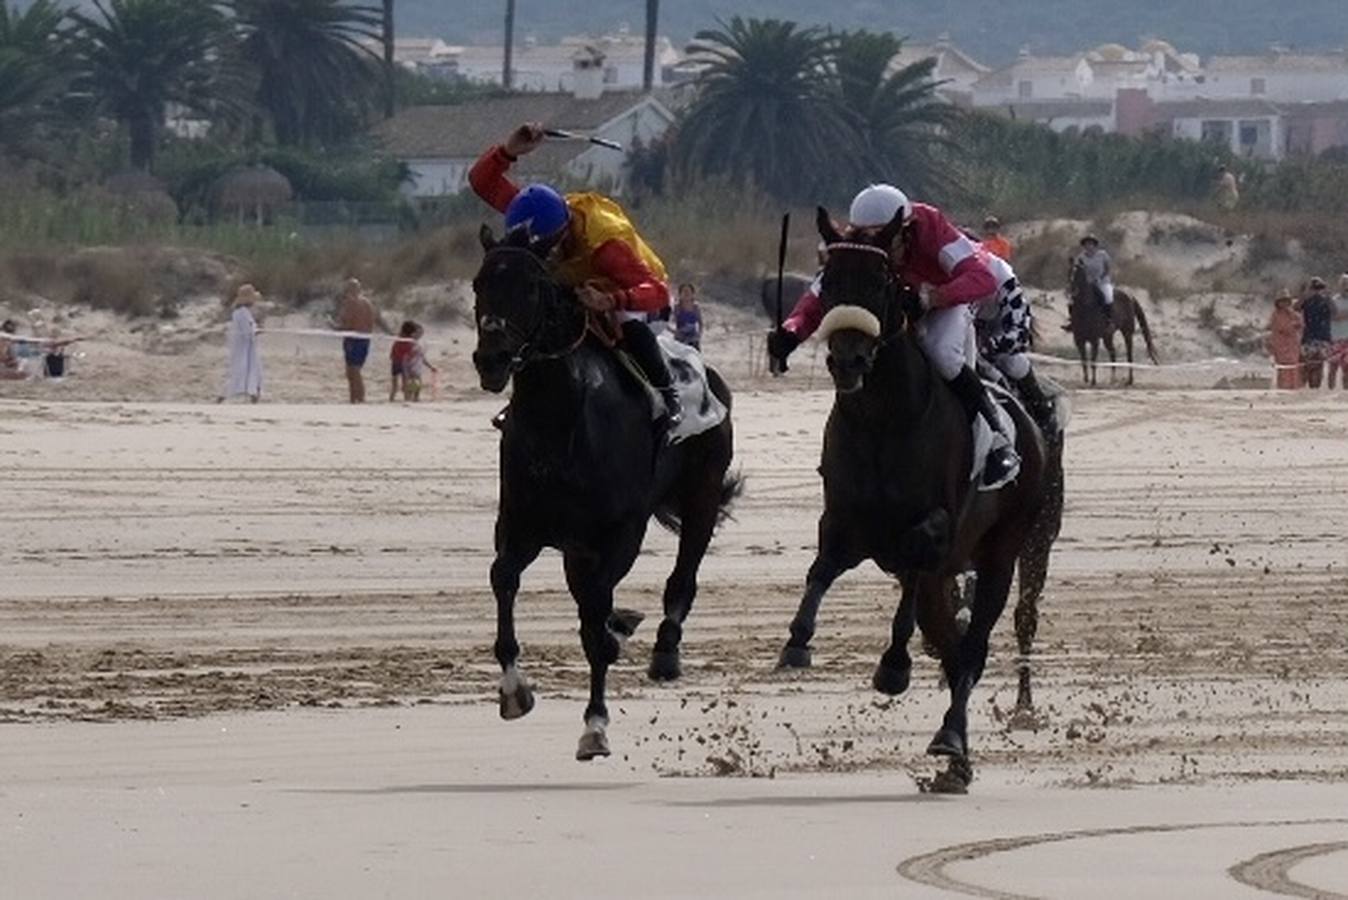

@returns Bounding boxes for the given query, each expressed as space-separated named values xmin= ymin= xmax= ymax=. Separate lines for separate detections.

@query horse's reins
xmin=480 ymin=245 xmax=588 ymax=371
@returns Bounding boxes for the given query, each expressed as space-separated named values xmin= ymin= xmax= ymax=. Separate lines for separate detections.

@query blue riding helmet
xmin=504 ymin=184 xmax=570 ymax=245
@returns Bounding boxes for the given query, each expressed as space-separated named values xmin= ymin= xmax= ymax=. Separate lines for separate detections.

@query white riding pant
xmin=918 ymin=304 xmax=976 ymax=381
xmin=1096 ymin=279 xmax=1115 ymax=306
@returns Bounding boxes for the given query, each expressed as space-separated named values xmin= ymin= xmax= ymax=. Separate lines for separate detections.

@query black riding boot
xmin=1013 ymin=369 xmax=1058 ymax=435
xmin=620 ymin=319 xmax=683 ymax=431
xmin=948 ymin=367 xmax=1020 ymax=489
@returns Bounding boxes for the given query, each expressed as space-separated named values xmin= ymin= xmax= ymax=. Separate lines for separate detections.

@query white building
xmin=1194 ymin=50 xmax=1348 ymax=103
xmin=889 ymin=35 xmax=989 ymax=104
xmin=376 ymin=85 xmax=675 ymax=198
xmin=441 ymin=31 xmax=681 ymax=92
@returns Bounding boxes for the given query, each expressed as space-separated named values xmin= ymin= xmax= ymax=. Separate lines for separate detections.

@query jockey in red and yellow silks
xmin=469 ymin=123 xmax=681 ymax=430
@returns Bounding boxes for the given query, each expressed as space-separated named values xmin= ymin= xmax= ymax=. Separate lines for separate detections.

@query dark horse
xmin=1067 ymin=259 xmax=1158 ymax=386
xmin=472 ymin=226 xmax=740 ymax=761
xmin=777 ymin=209 xmax=1064 ymax=791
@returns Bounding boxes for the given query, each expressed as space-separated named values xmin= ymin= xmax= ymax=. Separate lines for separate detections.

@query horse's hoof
xmin=498 ymin=682 xmax=535 ymax=720
xmin=778 ymin=644 xmax=812 ymax=669
xmin=648 ymin=649 xmax=681 ymax=681
xmin=872 ymin=662 xmax=911 ymax=696
xmin=928 ymin=761 xmax=972 ymax=795
xmin=926 ymin=727 xmax=967 ymax=758
xmin=576 ymin=729 xmax=611 ymax=761
xmin=609 ymin=608 xmax=645 ymax=643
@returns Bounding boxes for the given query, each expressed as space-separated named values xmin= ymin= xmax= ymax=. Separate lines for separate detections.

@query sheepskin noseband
xmin=817 ymin=304 xmax=882 ymax=341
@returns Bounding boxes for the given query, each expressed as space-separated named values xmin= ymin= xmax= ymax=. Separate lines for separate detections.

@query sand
xmin=2 ymin=386 xmax=1347 ymax=897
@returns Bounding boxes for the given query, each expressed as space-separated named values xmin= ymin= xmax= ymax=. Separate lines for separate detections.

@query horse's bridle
xmin=822 ymin=241 xmax=905 ymax=341
xmin=478 ymin=245 xmax=587 ymax=374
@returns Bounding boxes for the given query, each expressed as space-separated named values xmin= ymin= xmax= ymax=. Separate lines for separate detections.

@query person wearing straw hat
xmin=221 ymin=284 xmax=263 ymax=402
xmin=1266 ymin=289 xmax=1303 ymax=390
xmin=1 ymin=319 xmax=25 ymax=380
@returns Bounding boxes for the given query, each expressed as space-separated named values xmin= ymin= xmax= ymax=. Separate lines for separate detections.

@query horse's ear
xmin=479 ymin=224 xmax=496 ymax=251
xmin=875 ymin=207 xmax=905 ymax=250
xmin=816 ymin=206 xmax=842 ymax=246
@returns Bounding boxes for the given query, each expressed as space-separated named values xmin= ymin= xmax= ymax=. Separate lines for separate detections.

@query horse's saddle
xmin=612 ymin=331 xmax=728 ymax=442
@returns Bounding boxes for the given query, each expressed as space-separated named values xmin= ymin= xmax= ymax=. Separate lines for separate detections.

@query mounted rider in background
xmin=469 ymin=122 xmax=682 ymax=430
xmin=768 ymin=184 xmax=1055 ymax=488
xmin=1064 ymin=233 xmax=1114 ymax=331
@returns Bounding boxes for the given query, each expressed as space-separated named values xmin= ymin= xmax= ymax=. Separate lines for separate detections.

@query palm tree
xmin=642 ymin=0 xmax=657 ymax=92
xmin=675 ymin=17 xmax=860 ymax=203
xmin=232 ymin=0 xmax=381 ymax=146
xmin=381 ymin=0 xmax=394 ymax=118
xmin=834 ymin=30 xmax=958 ymax=199
xmin=0 ymin=0 xmax=70 ymax=151
xmin=69 ymin=0 xmax=234 ymax=170
xmin=502 ymin=0 xmax=514 ymax=90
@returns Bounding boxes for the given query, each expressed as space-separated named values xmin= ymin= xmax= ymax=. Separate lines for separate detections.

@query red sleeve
xmin=467 ymin=145 xmax=521 ymax=213
xmin=932 ymin=256 xmax=998 ymax=308
xmin=783 ymin=273 xmax=824 ymax=339
xmin=590 ymin=240 xmax=670 ymax=313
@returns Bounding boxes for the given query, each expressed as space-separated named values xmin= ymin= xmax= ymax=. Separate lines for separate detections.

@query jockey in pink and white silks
xmin=767 ymin=185 xmax=1057 ymax=489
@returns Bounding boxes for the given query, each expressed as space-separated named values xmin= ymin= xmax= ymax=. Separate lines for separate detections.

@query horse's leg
xmin=779 ymin=514 xmax=860 ymax=668
xmin=1076 ymin=340 xmax=1089 ymax=385
xmin=649 ymin=489 xmax=718 ymax=682
xmin=1124 ymin=329 xmax=1136 ymax=386
xmin=564 ymin=549 xmax=625 ymax=761
xmin=1014 ymin=452 xmax=1061 ymax=715
xmin=873 ymin=573 xmax=931 ymax=695
xmin=928 ymin=556 xmax=1017 ymax=766
xmin=1089 ymin=340 xmax=1099 ymax=387
xmin=491 ymin=527 xmax=543 ymax=720
xmin=1104 ymin=333 xmax=1118 ymax=386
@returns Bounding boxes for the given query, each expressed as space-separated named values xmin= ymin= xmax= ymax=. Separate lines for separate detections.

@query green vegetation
xmin=672 ymin=18 xmax=949 ymax=204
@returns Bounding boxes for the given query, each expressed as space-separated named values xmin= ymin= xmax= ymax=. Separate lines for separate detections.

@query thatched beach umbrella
xmin=214 ymin=165 xmax=294 ymax=226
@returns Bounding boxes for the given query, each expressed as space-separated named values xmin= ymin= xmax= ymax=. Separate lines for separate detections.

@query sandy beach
xmin=2 ymin=387 xmax=1347 ymax=897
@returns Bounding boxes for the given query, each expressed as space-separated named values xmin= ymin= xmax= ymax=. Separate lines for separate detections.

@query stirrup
xmin=979 ymin=442 xmax=1020 ymax=491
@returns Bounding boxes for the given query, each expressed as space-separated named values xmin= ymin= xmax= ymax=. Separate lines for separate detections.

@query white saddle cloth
xmin=650 ymin=332 xmax=728 ymax=441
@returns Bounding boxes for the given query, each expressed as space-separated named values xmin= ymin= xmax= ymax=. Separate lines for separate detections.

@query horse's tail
xmin=1133 ymin=298 xmax=1160 ymax=364
xmin=653 ymin=471 xmax=744 ymax=535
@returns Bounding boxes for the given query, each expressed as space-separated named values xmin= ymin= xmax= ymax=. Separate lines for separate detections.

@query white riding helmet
xmin=848 ymin=184 xmax=912 ymax=228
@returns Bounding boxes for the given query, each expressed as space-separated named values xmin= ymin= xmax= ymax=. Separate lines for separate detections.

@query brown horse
xmin=1068 ymin=259 xmax=1158 ymax=385
xmin=775 ymin=208 xmax=1064 ymax=792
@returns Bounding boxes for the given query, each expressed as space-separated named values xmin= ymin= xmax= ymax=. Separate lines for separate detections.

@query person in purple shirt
xmin=674 ymin=282 xmax=703 ymax=351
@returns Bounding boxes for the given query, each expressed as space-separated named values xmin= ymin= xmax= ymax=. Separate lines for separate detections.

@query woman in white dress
xmin=221 ymin=284 xmax=263 ymax=402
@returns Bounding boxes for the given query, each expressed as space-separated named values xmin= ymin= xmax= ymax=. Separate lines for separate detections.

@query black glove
xmin=899 ymin=288 xmax=926 ymax=323
xmin=766 ymin=328 xmax=800 ymax=373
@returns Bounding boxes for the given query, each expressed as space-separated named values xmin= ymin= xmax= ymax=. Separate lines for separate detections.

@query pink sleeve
xmin=783 ymin=274 xmax=824 ymax=338
xmin=931 ymin=256 xmax=998 ymax=308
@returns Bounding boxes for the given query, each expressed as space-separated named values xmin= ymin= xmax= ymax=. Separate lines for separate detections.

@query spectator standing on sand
xmin=336 ymin=278 xmax=375 ymax=403
xmin=674 ymin=283 xmax=703 ymax=350
xmin=1215 ymin=165 xmax=1240 ymax=211
xmin=1267 ymin=290 xmax=1303 ymax=390
xmin=1327 ymin=273 xmax=1348 ymax=390
xmin=1296 ymin=276 xmax=1334 ymax=389
xmin=1 ymin=319 xmax=24 ymax=380
xmin=389 ymin=320 xmax=417 ymax=401
xmin=981 ymin=216 xmax=1013 ymax=262
xmin=401 ymin=322 xmax=438 ymax=402
xmin=221 ymin=284 xmax=263 ymax=402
